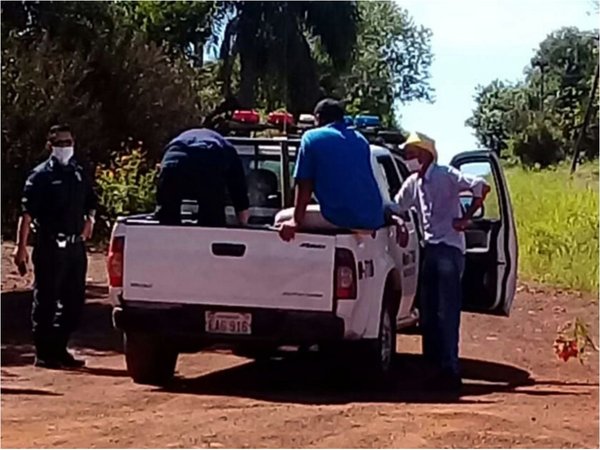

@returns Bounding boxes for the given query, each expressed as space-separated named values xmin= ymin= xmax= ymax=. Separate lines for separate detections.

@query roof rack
xmin=223 ymin=119 xmax=406 ymax=147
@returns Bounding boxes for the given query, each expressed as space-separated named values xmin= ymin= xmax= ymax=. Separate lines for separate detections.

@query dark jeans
xmin=32 ymin=240 xmax=87 ymax=359
xmin=155 ymin=164 xmax=227 ymax=227
xmin=420 ymin=243 xmax=465 ymax=376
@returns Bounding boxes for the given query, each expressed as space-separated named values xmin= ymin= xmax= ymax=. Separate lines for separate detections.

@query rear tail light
xmin=335 ymin=248 xmax=357 ymax=299
xmin=107 ymin=236 xmax=125 ymax=288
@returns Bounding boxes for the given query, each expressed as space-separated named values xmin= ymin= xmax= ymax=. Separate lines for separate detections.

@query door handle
xmin=212 ymin=243 xmax=246 ymax=257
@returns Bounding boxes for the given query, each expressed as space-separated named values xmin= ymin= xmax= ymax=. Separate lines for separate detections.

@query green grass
xmin=505 ymin=162 xmax=599 ymax=293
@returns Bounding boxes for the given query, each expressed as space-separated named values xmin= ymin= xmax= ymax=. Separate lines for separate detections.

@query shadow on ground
xmin=153 ymin=351 xmax=589 ymax=406
xmin=1 ymin=285 xmax=122 ymax=367
xmin=3 ymin=286 xmax=593 ymax=406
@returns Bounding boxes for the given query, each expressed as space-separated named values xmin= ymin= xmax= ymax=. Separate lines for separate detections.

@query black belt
xmin=39 ymin=233 xmax=84 ymax=247
xmin=56 ymin=233 xmax=84 ymax=244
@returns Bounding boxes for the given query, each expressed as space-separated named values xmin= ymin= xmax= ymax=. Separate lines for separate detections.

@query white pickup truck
xmin=108 ymin=137 xmax=518 ymax=386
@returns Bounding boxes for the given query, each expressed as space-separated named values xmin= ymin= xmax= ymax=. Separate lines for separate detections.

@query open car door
xmin=450 ymin=151 xmax=518 ymax=316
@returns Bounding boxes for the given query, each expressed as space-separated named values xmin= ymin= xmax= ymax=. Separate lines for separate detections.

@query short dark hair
xmin=47 ymin=124 xmax=72 ymax=139
xmin=314 ymin=98 xmax=345 ymax=124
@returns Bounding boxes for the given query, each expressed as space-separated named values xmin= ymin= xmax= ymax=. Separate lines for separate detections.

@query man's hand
xmin=12 ymin=245 xmax=29 ymax=275
xmin=81 ymin=217 xmax=94 ymax=241
xmin=452 ymin=217 xmax=471 ymax=232
xmin=278 ymin=219 xmax=298 ymax=242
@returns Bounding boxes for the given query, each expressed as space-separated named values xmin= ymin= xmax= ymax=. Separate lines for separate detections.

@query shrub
xmin=95 ymin=144 xmax=158 ymax=237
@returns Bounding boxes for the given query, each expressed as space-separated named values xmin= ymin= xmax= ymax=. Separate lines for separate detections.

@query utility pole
xmin=570 ymin=62 xmax=599 ymax=174
xmin=570 ymin=35 xmax=600 ymax=174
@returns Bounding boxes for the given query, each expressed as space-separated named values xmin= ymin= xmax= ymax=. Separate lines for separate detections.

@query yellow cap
xmin=404 ymin=131 xmax=437 ymax=162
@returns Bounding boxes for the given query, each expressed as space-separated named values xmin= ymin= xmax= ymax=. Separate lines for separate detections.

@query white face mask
xmin=52 ymin=146 xmax=74 ymax=165
xmin=404 ymin=158 xmax=422 ymax=173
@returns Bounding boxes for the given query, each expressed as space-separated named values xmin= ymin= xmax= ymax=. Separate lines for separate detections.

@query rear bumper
xmin=112 ymin=302 xmax=345 ymax=346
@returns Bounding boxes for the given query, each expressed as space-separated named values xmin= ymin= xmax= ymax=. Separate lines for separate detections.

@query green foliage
xmin=95 ymin=146 xmax=158 ymax=236
xmin=507 ymin=163 xmax=598 ymax=293
xmin=507 ymin=113 xmax=565 ymax=167
xmin=1 ymin=1 xmax=115 ymax=51
xmin=467 ymin=27 xmax=599 ymax=166
xmin=1 ymin=10 xmax=204 ymax=234
xmin=318 ymin=0 xmax=433 ymax=124
xmin=116 ymin=1 xmax=217 ymax=66
xmin=465 ymin=80 xmax=532 ymax=157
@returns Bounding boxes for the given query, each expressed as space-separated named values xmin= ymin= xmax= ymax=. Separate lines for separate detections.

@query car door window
xmin=376 ymin=155 xmax=402 ymax=198
xmin=459 ymin=162 xmax=501 ymax=221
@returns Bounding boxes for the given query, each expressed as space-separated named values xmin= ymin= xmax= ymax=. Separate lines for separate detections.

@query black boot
xmin=55 ymin=334 xmax=85 ymax=368
xmin=33 ymin=332 xmax=62 ymax=369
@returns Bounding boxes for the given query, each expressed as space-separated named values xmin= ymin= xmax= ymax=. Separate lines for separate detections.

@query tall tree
xmin=526 ymin=27 xmax=598 ymax=145
xmin=1 ymin=1 xmax=114 ymax=51
xmin=214 ymin=1 xmax=359 ymax=114
xmin=319 ymin=1 xmax=433 ymax=123
xmin=467 ymin=27 xmax=599 ymax=165
xmin=465 ymin=80 xmax=533 ymax=157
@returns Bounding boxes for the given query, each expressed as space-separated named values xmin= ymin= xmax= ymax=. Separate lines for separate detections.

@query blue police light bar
xmin=343 ymin=115 xmax=354 ymax=126
xmin=354 ymin=115 xmax=381 ymax=128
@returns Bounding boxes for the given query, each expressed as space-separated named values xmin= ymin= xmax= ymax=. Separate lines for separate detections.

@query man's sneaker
xmin=58 ymin=351 xmax=85 ymax=368
xmin=33 ymin=357 xmax=62 ymax=369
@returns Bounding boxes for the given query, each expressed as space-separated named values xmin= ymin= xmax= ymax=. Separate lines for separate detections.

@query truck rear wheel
xmin=360 ymin=300 xmax=397 ymax=381
xmin=124 ymin=332 xmax=178 ymax=386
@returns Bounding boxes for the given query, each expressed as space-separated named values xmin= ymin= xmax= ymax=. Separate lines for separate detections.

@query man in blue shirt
xmin=279 ymin=99 xmax=385 ymax=241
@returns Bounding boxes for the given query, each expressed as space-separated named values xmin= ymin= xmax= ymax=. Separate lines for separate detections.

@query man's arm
xmin=13 ymin=172 xmax=41 ymax=273
xmin=292 ymin=179 xmax=313 ymax=226
xmin=225 ymin=145 xmax=250 ymax=225
xmin=82 ymin=169 xmax=98 ymax=240
xmin=279 ymin=133 xmax=314 ymax=241
xmin=449 ymin=167 xmax=491 ymax=230
xmin=393 ymin=176 xmax=417 ymax=212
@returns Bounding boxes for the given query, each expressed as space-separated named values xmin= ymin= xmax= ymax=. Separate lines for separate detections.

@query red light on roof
xmin=267 ymin=111 xmax=294 ymax=126
xmin=232 ymin=110 xmax=260 ymax=124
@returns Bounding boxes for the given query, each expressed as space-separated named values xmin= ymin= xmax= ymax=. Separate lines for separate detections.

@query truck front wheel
xmin=124 ymin=332 xmax=178 ymax=386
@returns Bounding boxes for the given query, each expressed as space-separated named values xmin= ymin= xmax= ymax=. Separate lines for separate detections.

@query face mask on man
xmin=404 ymin=158 xmax=422 ymax=173
xmin=52 ymin=146 xmax=74 ymax=165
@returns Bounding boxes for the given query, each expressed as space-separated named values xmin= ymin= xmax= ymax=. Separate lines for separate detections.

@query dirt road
xmin=1 ymin=243 xmax=598 ymax=448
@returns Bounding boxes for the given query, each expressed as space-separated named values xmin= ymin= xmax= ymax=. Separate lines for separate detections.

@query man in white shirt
xmin=395 ymin=132 xmax=490 ymax=391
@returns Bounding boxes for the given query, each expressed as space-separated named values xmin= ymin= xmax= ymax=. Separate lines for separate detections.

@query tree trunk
xmin=285 ymin=31 xmax=322 ymax=116
xmin=238 ymin=51 xmax=258 ymax=109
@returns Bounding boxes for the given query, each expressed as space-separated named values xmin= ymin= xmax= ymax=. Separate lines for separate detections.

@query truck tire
xmin=124 ymin=332 xmax=178 ymax=386
xmin=360 ymin=300 xmax=397 ymax=381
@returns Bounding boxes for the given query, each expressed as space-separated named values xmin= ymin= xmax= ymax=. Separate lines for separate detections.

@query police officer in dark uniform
xmin=13 ymin=124 xmax=97 ymax=369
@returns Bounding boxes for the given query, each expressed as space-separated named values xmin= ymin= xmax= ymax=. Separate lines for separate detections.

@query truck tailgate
xmin=123 ymin=226 xmax=336 ymax=311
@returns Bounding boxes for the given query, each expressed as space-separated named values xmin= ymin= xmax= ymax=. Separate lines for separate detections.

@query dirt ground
xmin=1 ymin=242 xmax=598 ymax=448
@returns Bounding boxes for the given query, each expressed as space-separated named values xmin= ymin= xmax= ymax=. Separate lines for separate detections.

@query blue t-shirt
xmin=293 ymin=122 xmax=385 ymax=229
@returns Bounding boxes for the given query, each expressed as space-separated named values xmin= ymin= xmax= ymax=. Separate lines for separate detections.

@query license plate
xmin=205 ymin=312 xmax=252 ymax=335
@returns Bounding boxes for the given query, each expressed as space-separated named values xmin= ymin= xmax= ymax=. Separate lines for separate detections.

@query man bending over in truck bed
xmin=155 ymin=112 xmax=250 ymax=227
xmin=278 ymin=98 xmax=385 ymax=241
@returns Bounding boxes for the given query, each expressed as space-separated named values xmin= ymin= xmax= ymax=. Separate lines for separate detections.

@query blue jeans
xmin=420 ymin=243 xmax=465 ymax=376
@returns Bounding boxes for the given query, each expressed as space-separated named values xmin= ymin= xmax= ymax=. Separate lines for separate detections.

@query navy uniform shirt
xmin=157 ymin=128 xmax=249 ymax=225
xmin=21 ymin=157 xmax=97 ymax=237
